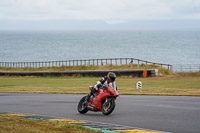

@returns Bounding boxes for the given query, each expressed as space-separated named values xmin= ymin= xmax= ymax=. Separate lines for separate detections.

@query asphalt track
xmin=0 ymin=93 xmax=200 ymax=133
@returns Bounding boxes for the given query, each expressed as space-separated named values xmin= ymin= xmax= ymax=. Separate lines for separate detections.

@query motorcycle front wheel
xmin=102 ymin=97 xmax=115 ymax=115
xmin=77 ymin=96 xmax=88 ymax=114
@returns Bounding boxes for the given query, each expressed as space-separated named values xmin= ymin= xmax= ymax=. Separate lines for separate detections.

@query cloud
xmin=0 ymin=0 xmax=200 ymax=24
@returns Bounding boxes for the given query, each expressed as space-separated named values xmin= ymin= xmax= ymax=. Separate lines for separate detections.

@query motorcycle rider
xmin=89 ymin=72 xmax=117 ymax=97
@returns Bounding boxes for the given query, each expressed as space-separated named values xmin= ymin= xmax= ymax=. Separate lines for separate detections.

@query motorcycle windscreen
xmin=108 ymin=82 xmax=117 ymax=91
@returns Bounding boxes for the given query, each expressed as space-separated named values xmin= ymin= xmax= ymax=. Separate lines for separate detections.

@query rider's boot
xmin=88 ymin=87 xmax=97 ymax=102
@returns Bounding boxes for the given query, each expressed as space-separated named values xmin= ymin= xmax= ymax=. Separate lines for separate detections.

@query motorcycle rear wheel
xmin=78 ymin=96 xmax=88 ymax=114
xmin=102 ymin=98 xmax=115 ymax=115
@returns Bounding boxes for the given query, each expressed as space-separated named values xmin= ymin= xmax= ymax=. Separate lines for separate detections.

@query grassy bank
xmin=0 ymin=114 xmax=99 ymax=133
xmin=0 ymin=75 xmax=200 ymax=96
xmin=0 ymin=65 xmax=199 ymax=96
xmin=0 ymin=64 xmax=172 ymax=76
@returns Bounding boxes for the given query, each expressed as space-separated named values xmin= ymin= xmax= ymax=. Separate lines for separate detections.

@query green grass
xmin=0 ymin=76 xmax=200 ymax=96
xmin=0 ymin=65 xmax=199 ymax=96
xmin=0 ymin=114 xmax=99 ymax=133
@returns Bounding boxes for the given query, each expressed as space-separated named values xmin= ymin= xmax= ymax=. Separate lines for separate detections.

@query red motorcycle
xmin=78 ymin=82 xmax=119 ymax=115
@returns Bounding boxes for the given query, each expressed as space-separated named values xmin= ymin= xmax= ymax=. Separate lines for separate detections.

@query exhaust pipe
xmin=87 ymin=106 xmax=94 ymax=111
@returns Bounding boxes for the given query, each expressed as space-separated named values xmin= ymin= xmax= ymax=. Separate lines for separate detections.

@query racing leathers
xmin=89 ymin=76 xmax=116 ymax=96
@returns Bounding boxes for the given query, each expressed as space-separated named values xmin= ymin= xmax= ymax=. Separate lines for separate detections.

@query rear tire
xmin=102 ymin=98 xmax=115 ymax=115
xmin=78 ymin=96 xmax=88 ymax=114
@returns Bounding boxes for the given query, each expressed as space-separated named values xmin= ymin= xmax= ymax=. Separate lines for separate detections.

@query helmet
xmin=107 ymin=72 xmax=116 ymax=82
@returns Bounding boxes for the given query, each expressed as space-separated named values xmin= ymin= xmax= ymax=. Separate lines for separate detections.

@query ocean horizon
xmin=0 ymin=29 xmax=200 ymax=65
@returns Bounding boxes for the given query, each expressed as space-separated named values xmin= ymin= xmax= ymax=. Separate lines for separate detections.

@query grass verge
xmin=0 ymin=114 xmax=99 ymax=133
xmin=0 ymin=75 xmax=200 ymax=96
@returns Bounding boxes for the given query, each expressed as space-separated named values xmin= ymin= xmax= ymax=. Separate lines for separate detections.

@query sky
xmin=1 ymin=0 xmax=200 ymax=30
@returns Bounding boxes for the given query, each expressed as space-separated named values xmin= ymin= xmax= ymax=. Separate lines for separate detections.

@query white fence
xmin=172 ymin=64 xmax=200 ymax=72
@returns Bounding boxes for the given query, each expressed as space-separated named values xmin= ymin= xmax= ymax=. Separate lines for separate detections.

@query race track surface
xmin=0 ymin=93 xmax=200 ymax=133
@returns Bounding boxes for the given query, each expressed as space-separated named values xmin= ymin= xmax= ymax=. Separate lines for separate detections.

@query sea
xmin=0 ymin=29 xmax=200 ymax=65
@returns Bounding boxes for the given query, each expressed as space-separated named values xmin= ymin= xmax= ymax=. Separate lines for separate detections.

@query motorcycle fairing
xmin=88 ymin=84 xmax=118 ymax=111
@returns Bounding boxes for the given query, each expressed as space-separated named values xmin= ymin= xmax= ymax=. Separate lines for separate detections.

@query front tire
xmin=102 ymin=98 xmax=115 ymax=115
xmin=78 ymin=96 xmax=88 ymax=114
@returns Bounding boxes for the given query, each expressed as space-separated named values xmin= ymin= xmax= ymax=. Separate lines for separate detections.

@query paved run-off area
xmin=0 ymin=93 xmax=200 ymax=133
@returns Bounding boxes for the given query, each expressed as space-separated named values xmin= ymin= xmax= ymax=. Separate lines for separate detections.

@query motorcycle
xmin=77 ymin=82 xmax=119 ymax=115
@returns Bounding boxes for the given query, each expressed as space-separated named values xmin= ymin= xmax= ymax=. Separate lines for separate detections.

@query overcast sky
xmin=1 ymin=0 xmax=200 ymax=30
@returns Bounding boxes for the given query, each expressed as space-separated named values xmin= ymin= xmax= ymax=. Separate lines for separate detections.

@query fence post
xmin=130 ymin=58 xmax=133 ymax=64
xmin=87 ymin=60 xmax=89 ymax=66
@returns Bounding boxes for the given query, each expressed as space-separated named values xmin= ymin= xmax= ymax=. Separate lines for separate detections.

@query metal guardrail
xmin=0 ymin=58 xmax=172 ymax=70
xmin=172 ymin=64 xmax=200 ymax=72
